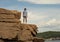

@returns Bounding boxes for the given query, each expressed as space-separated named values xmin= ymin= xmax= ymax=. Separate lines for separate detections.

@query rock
xmin=19 ymin=30 xmax=33 ymax=40
xmin=0 ymin=19 xmax=20 ymax=23
xmin=11 ymin=10 xmax=21 ymax=19
xmin=0 ymin=8 xmax=21 ymax=39
xmin=0 ymin=8 xmax=12 ymax=14
xmin=33 ymin=37 xmax=44 ymax=42
xmin=21 ymin=24 xmax=37 ymax=36
xmin=18 ymin=24 xmax=37 ymax=42
xmin=0 ymin=39 xmax=4 ymax=42
xmin=0 ymin=8 xmax=38 ymax=42
xmin=0 ymin=22 xmax=18 ymax=27
xmin=0 ymin=14 xmax=16 ymax=19
xmin=0 ymin=8 xmax=21 ymax=19
xmin=0 ymin=24 xmax=20 ymax=39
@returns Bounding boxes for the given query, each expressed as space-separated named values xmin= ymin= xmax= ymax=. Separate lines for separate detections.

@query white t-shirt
xmin=23 ymin=10 xmax=27 ymax=16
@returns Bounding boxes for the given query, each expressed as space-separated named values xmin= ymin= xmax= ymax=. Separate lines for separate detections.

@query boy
xmin=23 ymin=8 xmax=27 ymax=23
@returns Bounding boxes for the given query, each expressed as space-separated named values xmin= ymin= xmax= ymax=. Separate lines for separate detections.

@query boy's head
xmin=24 ymin=8 xmax=26 ymax=11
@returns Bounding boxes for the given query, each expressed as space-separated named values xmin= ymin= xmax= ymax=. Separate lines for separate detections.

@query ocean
xmin=45 ymin=40 xmax=60 ymax=42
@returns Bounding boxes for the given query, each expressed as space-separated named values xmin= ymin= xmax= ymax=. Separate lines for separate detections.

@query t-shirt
xmin=23 ymin=10 xmax=27 ymax=16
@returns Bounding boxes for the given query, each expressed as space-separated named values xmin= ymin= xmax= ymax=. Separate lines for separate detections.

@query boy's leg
xmin=23 ymin=16 xmax=27 ymax=23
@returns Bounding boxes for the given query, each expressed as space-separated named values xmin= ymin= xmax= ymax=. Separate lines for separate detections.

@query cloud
xmin=46 ymin=19 xmax=60 ymax=26
xmin=40 ymin=19 xmax=60 ymax=28
xmin=38 ymin=19 xmax=60 ymax=32
xmin=46 ymin=19 xmax=56 ymax=25
xmin=28 ymin=11 xmax=47 ymax=20
xmin=27 ymin=11 xmax=48 ymax=25
xmin=18 ymin=0 xmax=60 ymax=4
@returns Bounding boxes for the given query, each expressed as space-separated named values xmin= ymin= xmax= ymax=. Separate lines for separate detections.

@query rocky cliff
xmin=0 ymin=8 xmax=21 ymax=39
xmin=18 ymin=24 xmax=37 ymax=42
xmin=0 ymin=8 xmax=37 ymax=42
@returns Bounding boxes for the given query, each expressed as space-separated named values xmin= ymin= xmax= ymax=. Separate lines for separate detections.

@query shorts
xmin=23 ymin=16 xmax=27 ymax=18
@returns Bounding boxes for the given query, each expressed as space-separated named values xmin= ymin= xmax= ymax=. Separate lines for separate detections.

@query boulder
xmin=18 ymin=24 xmax=37 ymax=42
xmin=0 ymin=14 xmax=16 ymax=19
xmin=21 ymin=24 xmax=37 ymax=36
xmin=0 ymin=22 xmax=18 ymax=27
xmin=0 ymin=8 xmax=21 ymax=39
xmin=33 ymin=37 xmax=44 ymax=42
xmin=0 ymin=8 xmax=38 ymax=42
xmin=0 ymin=8 xmax=21 ymax=19
xmin=0 ymin=19 xmax=20 ymax=23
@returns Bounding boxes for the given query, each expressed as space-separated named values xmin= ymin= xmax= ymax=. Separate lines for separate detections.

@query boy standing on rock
xmin=23 ymin=8 xmax=27 ymax=23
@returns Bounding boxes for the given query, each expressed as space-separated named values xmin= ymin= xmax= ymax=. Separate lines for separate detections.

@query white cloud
xmin=46 ymin=19 xmax=56 ymax=25
xmin=18 ymin=0 xmax=60 ymax=4
xmin=27 ymin=11 xmax=48 ymax=25
xmin=40 ymin=18 xmax=60 ymax=28
xmin=46 ymin=19 xmax=60 ymax=25
xmin=38 ymin=19 xmax=60 ymax=32
xmin=28 ymin=11 xmax=47 ymax=20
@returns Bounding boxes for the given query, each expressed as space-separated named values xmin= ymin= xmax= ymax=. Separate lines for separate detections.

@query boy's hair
xmin=24 ymin=8 xmax=26 ymax=10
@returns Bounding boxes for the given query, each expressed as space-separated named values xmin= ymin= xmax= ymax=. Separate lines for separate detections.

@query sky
xmin=0 ymin=0 xmax=60 ymax=33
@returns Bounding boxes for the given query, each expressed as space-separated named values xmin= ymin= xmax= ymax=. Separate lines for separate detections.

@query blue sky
xmin=0 ymin=0 xmax=60 ymax=32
